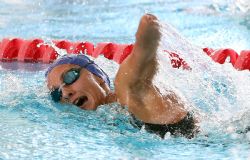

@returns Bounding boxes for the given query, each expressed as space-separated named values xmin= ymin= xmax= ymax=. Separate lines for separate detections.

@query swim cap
xmin=45 ymin=54 xmax=110 ymax=87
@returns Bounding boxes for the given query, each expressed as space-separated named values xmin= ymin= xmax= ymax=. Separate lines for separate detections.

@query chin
xmin=80 ymin=100 xmax=98 ymax=110
xmin=84 ymin=105 xmax=98 ymax=110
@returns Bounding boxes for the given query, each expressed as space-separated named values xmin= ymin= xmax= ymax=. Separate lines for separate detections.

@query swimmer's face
xmin=47 ymin=64 xmax=109 ymax=110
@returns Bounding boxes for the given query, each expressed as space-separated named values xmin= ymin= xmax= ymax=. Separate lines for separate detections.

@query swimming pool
xmin=0 ymin=0 xmax=250 ymax=159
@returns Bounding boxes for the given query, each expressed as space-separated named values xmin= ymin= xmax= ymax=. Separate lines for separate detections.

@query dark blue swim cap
xmin=45 ymin=54 xmax=110 ymax=87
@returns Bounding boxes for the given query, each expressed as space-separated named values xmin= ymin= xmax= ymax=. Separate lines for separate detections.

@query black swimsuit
xmin=130 ymin=112 xmax=199 ymax=139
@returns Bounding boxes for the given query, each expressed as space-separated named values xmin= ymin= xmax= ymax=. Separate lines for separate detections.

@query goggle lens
xmin=50 ymin=88 xmax=62 ymax=102
xmin=63 ymin=68 xmax=81 ymax=85
xmin=50 ymin=68 xmax=81 ymax=102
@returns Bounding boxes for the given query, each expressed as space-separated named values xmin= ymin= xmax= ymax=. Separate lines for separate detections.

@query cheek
xmin=73 ymin=76 xmax=100 ymax=93
xmin=73 ymin=73 xmax=107 ymax=100
xmin=85 ymin=78 xmax=107 ymax=100
xmin=86 ymin=79 xmax=105 ymax=96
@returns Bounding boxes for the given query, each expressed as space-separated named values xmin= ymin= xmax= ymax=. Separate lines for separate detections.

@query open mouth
xmin=74 ymin=96 xmax=88 ymax=107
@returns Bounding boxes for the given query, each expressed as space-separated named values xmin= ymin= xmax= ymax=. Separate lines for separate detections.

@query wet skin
xmin=47 ymin=14 xmax=189 ymax=125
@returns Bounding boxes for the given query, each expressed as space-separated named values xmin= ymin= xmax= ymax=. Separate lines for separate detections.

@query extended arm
xmin=115 ymin=14 xmax=187 ymax=125
xmin=124 ymin=14 xmax=160 ymax=87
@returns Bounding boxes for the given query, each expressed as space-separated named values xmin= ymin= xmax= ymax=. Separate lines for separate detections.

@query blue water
xmin=0 ymin=0 xmax=250 ymax=159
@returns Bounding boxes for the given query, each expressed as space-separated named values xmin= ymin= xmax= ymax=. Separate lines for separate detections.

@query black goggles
xmin=50 ymin=68 xmax=82 ymax=102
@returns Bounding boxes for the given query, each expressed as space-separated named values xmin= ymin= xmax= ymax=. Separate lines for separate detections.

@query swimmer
xmin=45 ymin=14 xmax=199 ymax=138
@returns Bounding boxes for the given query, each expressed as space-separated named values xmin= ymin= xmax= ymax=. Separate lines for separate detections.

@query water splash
xmin=157 ymin=21 xmax=250 ymax=135
xmin=37 ymin=39 xmax=68 ymax=57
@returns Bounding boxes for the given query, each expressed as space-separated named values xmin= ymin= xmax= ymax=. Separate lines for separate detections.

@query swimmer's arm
xmin=115 ymin=14 xmax=188 ymax=124
xmin=124 ymin=15 xmax=161 ymax=88
xmin=115 ymin=15 xmax=160 ymax=107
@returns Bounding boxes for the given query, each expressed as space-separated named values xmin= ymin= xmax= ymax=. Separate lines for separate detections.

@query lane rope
xmin=0 ymin=38 xmax=249 ymax=71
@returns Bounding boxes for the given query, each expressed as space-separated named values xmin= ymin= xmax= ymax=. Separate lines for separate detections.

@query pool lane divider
xmin=0 ymin=38 xmax=249 ymax=71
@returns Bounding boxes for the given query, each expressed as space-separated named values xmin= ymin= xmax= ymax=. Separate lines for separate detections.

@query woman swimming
xmin=45 ymin=14 xmax=199 ymax=138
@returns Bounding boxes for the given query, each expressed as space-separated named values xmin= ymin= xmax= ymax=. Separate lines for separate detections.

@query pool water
xmin=0 ymin=0 xmax=250 ymax=159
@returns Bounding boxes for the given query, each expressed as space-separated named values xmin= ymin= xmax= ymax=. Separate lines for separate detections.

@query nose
xmin=61 ymin=86 xmax=74 ymax=102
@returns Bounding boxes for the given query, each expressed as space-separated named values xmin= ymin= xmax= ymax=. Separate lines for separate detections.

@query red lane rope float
xmin=203 ymin=48 xmax=250 ymax=71
xmin=0 ymin=38 xmax=133 ymax=64
xmin=0 ymin=38 xmax=249 ymax=71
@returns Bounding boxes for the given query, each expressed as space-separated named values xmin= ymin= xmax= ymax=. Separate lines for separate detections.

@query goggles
xmin=50 ymin=67 xmax=82 ymax=102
